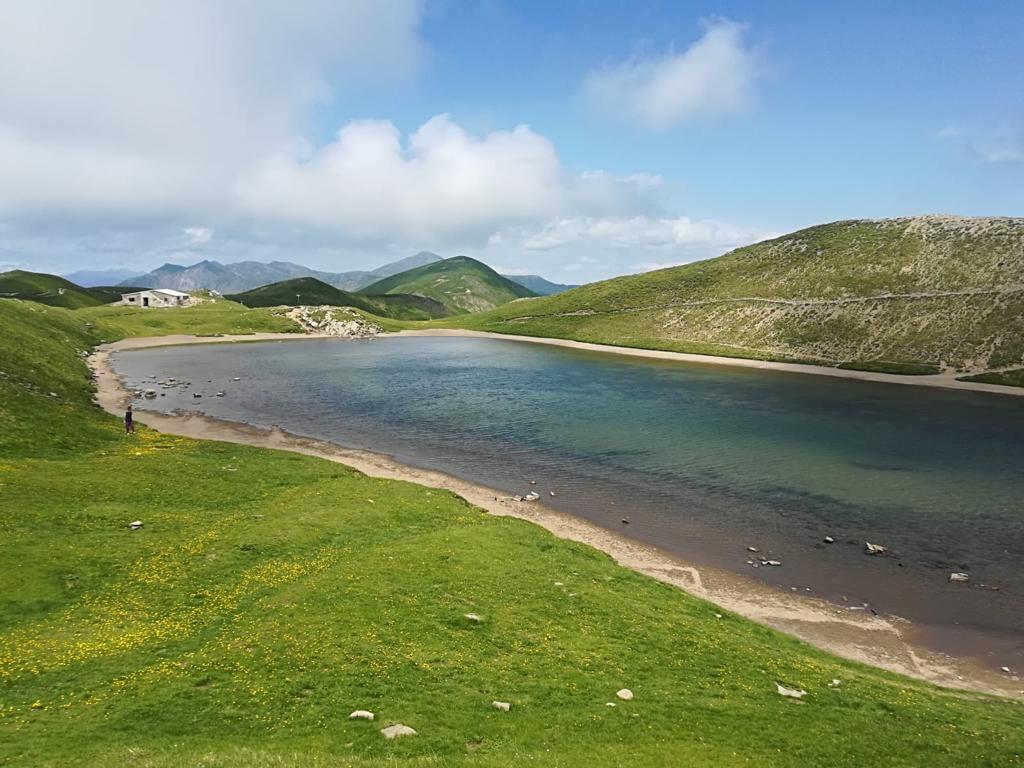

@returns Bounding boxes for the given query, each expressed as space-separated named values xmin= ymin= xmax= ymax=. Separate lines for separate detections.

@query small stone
xmin=776 ymin=683 xmax=806 ymax=699
xmin=553 ymin=582 xmax=564 ymax=587
xmin=949 ymin=572 xmax=970 ymax=583
xmin=464 ymin=612 xmax=482 ymax=624
xmin=747 ymin=546 xmax=759 ymax=553
xmin=129 ymin=520 xmax=143 ymax=530
xmin=349 ymin=710 xmax=374 ymax=720
xmin=865 ymin=542 xmax=888 ymax=555
xmin=616 ymin=688 xmax=633 ymax=701
xmin=492 ymin=701 xmax=510 ymax=712
xmin=823 ymin=536 xmax=835 ymax=544
xmin=714 ymin=613 xmax=723 ymax=619
xmin=827 ymin=679 xmax=841 ymax=688
xmin=605 ymin=702 xmax=616 ymax=707
xmin=524 ymin=492 xmax=540 ymax=502
xmin=380 ymin=724 xmax=417 ymax=739
xmin=529 ymin=480 xmax=537 ymax=485
xmin=763 ymin=560 xmax=782 ymax=567
xmin=621 ymin=519 xmax=630 ymax=525
xmin=549 ymin=491 xmax=556 ymax=497
xmin=1001 ymin=666 xmax=1012 ymax=674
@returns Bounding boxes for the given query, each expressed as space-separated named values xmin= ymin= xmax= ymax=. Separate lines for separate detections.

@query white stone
xmin=823 ymin=536 xmax=835 ymax=543
xmin=465 ymin=613 xmax=482 ymax=624
xmin=129 ymin=520 xmax=143 ymax=530
xmin=949 ymin=572 xmax=970 ymax=583
xmin=349 ymin=710 xmax=374 ymax=720
xmin=763 ymin=560 xmax=782 ymax=567
xmin=1001 ymin=666 xmax=1012 ymax=674
xmin=616 ymin=688 xmax=633 ymax=701
xmin=747 ymin=546 xmax=759 ymax=553
xmin=492 ymin=701 xmax=510 ymax=712
xmin=865 ymin=542 xmax=888 ymax=555
xmin=606 ymin=702 xmax=616 ymax=707
xmin=776 ymin=684 xmax=806 ymax=699
xmin=380 ymin=724 xmax=417 ymax=739
xmin=827 ymin=679 xmax=842 ymax=688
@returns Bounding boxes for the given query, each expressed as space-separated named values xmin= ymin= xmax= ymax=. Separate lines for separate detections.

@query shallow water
xmin=114 ymin=336 xmax=1024 ymax=669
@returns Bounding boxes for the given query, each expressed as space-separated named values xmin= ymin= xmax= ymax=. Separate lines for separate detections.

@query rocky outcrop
xmin=281 ymin=306 xmax=383 ymax=338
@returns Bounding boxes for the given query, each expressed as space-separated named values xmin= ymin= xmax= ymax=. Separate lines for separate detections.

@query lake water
xmin=113 ymin=336 xmax=1024 ymax=669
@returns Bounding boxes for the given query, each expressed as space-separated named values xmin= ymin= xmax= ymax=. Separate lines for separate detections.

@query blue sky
xmin=0 ymin=1 xmax=1020 ymax=280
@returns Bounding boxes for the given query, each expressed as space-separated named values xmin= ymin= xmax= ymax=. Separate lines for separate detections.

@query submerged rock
xmin=865 ymin=542 xmax=888 ymax=555
xmin=949 ymin=572 xmax=970 ymax=583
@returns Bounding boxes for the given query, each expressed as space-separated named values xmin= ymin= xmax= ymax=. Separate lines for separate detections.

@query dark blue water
xmin=113 ymin=336 xmax=1024 ymax=668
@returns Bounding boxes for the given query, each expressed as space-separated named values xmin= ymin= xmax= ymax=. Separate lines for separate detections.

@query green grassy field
xmin=434 ymin=217 xmax=1024 ymax=378
xmin=1 ymin=298 xmax=1023 ymax=766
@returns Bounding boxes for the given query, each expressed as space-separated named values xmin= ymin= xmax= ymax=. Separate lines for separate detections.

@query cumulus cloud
xmin=585 ymin=18 xmax=764 ymax=130
xmin=0 ymin=0 xmax=425 ymax=218
xmin=183 ymin=227 xmax=214 ymax=246
xmin=237 ymin=114 xmax=658 ymax=243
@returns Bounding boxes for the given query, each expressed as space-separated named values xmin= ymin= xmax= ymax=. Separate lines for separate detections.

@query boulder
xmin=380 ymin=724 xmax=417 ymax=739
xmin=776 ymin=683 xmax=806 ymax=699
xmin=492 ymin=701 xmax=511 ymax=712
xmin=616 ymin=688 xmax=633 ymax=701
xmin=349 ymin=710 xmax=374 ymax=721
xmin=949 ymin=572 xmax=970 ymax=583
xmin=464 ymin=612 xmax=482 ymax=624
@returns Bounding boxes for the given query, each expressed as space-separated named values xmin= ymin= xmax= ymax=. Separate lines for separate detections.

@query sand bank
xmin=89 ymin=335 xmax=1023 ymax=698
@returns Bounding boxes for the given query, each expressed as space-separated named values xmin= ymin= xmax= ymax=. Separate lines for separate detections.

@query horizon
xmin=0 ymin=2 xmax=1021 ymax=282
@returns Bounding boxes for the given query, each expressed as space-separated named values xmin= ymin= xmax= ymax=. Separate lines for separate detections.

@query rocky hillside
xmin=451 ymin=217 xmax=1024 ymax=375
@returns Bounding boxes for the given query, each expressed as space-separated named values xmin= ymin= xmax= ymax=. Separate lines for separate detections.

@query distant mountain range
xmin=108 ymin=252 xmax=569 ymax=296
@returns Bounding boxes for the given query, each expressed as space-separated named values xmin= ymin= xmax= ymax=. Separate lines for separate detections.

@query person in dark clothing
xmin=125 ymin=404 xmax=135 ymax=434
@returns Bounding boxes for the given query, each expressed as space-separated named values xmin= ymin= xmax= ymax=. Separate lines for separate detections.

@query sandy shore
xmin=89 ymin=334 xmax=1023 ymax=698
xmin=394 ymin=329 xmax=1024 ymax=397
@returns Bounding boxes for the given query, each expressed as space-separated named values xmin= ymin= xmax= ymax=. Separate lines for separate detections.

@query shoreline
xmin=90 ymin=334 xmax=1022 ymax=698
xmin=395 ymin=328 xmax=1024 ymax=397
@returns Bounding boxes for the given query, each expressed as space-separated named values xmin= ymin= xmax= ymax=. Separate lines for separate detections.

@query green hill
xmin=448 ymin=216 xmax=1024 ymax=377
xmin=0 ymin=270 xmax=106 ymax=309
xmin=361 ymin=255 xmax=536 ymax=314
xmin=228 ymin=276 xmax=452 ymax=320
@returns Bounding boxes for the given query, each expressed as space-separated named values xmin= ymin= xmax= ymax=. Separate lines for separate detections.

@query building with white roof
xmin=120 ymin=289 xmax=191 ymax=308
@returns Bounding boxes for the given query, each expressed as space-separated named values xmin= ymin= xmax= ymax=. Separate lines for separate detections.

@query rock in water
xmin=823 ymin=536 xmax=835 ymax=544
xmin=776 ymin=683 xmax=807 ymax=699
xmin=349 ymin=710 xmax=374 ymax=721
xmin=949 ymin=572 xmax=970 ymax=583
xmin=616 ymin=688 xmax=634 ymax=701
xmin=492 ymin=701 xmax=511 ymax=712
xmin=865 ymin=542 xmax=888 ymax=555
xmin=380 ymin=724 xmax=417 ymax=739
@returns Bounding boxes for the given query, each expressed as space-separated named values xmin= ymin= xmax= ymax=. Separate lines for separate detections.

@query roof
xmin=121 ymin=288 xmax=190 ymax=297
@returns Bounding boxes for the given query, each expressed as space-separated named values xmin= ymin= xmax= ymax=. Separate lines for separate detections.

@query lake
xmin=112 ymin=336 xmax=1024 ymax=669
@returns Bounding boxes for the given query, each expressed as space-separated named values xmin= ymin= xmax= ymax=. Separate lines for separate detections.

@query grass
xmin=1 ymin=297 xmax=1024 ymax=766
xmin=432 ymin=218 xmax=1024 ymax=375
xmin=78 ymin=298 xmax=302 ymax=340
xmin=361 ymin=256 xmax=535 ymax=314
xmin=0 ymin=270 xmax=105 ymax=309
xmin=957 ymin=369 xmax=1024 ymax=388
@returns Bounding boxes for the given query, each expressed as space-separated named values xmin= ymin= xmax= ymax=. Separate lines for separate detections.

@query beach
xmin=90 ymin=333 xmax=1023 ymax=698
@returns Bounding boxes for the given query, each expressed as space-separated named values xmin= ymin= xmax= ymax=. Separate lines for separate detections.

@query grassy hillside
xmin=2 ymin=302 xmax=1024 ymax=766
xmin=0 ymin=270 xmax=106 ymax=309
xmin=229 ymin=277 xmax=452 ymax=321
xmin=361 ymin=256 xmax=535 ymax=314
xmin=78 ymin=298 xmax=301 ymax=340
xmin=443 ymin=217 xmax=1024 ymax=375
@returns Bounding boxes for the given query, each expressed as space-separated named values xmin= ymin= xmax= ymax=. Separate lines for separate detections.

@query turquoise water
xmin=114 ymin=336 xmax=1024 ymax=667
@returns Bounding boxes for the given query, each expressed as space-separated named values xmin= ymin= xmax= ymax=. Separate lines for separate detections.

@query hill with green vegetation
xmin=2 ymin=298 xmax=1024 ymax=766
xmin=228 ymin=277 xmax=452 ymax=320
xmin=361 ymin=256 xmax=536 ymax=314
xmin=444 ymin=217 xmax=1024 ymax=379
xmin=0 ymin=270 xmax=107 ymax=309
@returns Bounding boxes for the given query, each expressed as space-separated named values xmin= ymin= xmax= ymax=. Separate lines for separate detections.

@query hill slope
xmin=0 ymin=270 xmax=105 ymax=309
xmin=362 ymin=255 xmax=536 ymax=314
xmin=2 ymin=299 xmax=1023 ymax=765
xmin=449 ymin=216 xmax=1024 ymax=375
xmin=123 ymin=253 xmax=445 ymax=294
xmin=227 ymin=277 xmax=452 ymax=320
xmin=502 ymin=274 xmax=578 ymax=295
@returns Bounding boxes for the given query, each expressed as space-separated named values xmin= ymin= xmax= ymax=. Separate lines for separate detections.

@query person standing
xmin=125 ymin=403 xmax=135 ymax=434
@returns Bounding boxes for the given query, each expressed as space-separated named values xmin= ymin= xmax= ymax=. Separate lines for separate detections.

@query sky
xmin=0 ymin=0 xmax=1021 ymax=282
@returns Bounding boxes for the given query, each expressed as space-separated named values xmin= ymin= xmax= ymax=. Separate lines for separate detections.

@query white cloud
xmin=0 ymin=1 xmax=425 ymax=218
xmin=518 ymin=216 xmax=769 ymax=251
xmin=585 ymin=18 xmax=764 ymax=130
xmin=935 ymin=125 xmax=965 ymax=139
xmin=237 ymin=114 xmax=657 ymax=243
xmin=975 ymin=138 xmax=1024 ymax=164
xmin=183 ymin=227 xmax=214 ymax=246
